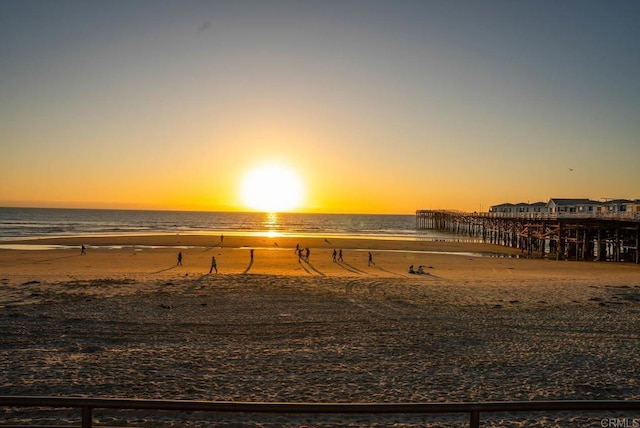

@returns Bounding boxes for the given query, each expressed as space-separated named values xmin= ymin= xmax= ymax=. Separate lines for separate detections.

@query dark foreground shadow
xmin=337 ymin=261 xmax=366 ymax=274
xmin=242 ymin=259 xmax=253 ymax=274
xmin=203 ymin=240 xmax=223 ymax=252
xmin=302 ymin=260 xmax=325 ymax=276
xmin=409 ymin=271 xmax=442 ymax=280
xmin=298 ymin=260 xmax=313 ymax=275
xmin=33 ymin=255 xmax=78 ymax=263
xmin=372 ymin=264 xmax=405 ymax=278
xmin=152 ymin=265 xmax=178 ymax=274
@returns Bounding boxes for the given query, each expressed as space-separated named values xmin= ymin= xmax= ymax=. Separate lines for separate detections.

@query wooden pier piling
xmin=416 ymin=210 xmax=640 ymax=263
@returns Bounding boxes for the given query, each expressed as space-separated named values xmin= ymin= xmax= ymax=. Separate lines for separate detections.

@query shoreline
xmin=0 ymin=243 xmax=516 ymax=260
xmin=0 ymin=232 xmax=516 ymax=252
xmin=1 ymin=232 xmax=638 ymax=293
xmin=0 ymin=229 xmax=486 ymax=245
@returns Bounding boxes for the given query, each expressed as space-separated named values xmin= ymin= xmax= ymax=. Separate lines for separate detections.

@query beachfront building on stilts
xmin=416 ymin=198 xmax=640 ymax=263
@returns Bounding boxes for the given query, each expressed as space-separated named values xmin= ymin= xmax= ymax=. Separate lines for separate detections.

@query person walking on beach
xmin=80 ymin=244 xmax=86 ymax=255
xmin=297 ymin=248 xmax=303 ymax=262
xmin=305 ymin=247 xmax=310 ymax=262
xmin=295 ymin=243 xmax=300 ymax=254
xmin=368 ymin=251 xmax=374 ymax=266
xmin=332 ymin=249 xmax=337 ymax=262
xmin=250 ymin=249 xmax=254 ymax=262
xmin=209 ymin=256 xmax=218 ymax=274
xmin=338 ymin=249 xmax=344 ymax=262
xmin=220 ymin=234 xmax=224 ymax=245
xmin=177 ymin=251 xmax=183 ymax=266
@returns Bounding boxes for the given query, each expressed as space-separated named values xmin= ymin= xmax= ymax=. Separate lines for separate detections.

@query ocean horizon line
xmin=0 ymin=205 xmax=416 ymax=217
xmin=1 ymin=207 xmax=457 ymax=241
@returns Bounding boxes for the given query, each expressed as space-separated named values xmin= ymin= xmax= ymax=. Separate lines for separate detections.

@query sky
xmin=1 ymin=0 xmax=639 ymax=214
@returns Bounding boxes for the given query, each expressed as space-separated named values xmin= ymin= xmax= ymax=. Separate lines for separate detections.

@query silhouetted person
xmin=80 ymin=244 xmax=86 ymax=255
xmin=220 ymin=234 xmax=224 ymax=245
xmin=297 ymin=248 xmax=303 ymax=262
xmin=295 ymin=243 xmax=300 ymax=254
xmin=250 ymin=249 xmax=254 ymax=261
xmin=177 ymin=251 xmax=183 ymax=266
xmin=368 ymin=252 xmax=374 ymax=266
xmin=338 ymin=249 xmax=343 ymax=261
xmin=417 ymin=265 xmax=425 ymax=274
xmin=305 ymin=247 xmax=310 ymax=262
xmin=332 ymin=249 xmax=337 ymax=262
xmin=408 ymin=265 xmax=415 ymax=274
xmin=209 ymin=256 xmax=217 ymax=274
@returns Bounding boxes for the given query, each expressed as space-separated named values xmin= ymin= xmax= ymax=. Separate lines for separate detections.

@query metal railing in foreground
xmin=2 ymin=396 xmax=640 ymax=428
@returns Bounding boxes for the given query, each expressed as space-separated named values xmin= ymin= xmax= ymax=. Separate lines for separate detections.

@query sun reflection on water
xmin=264 ymin=212 xmax=279 ymax=237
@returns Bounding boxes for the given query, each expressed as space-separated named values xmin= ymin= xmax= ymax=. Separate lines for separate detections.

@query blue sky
xmin=1 ymin=0 xmax=639 ymax=213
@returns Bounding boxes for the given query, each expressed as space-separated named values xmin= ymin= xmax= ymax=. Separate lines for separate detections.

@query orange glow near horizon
xmin=2 ymin=3 xmax=639 ymax=215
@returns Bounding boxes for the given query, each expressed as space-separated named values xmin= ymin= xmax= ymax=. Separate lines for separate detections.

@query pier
xmin=416 ymin=210 xmax=640 ymax=263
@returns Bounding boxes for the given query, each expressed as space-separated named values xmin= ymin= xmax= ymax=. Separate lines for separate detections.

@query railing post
xmin=470 ymin=410 xmax=480 ymax=428
xmin=82 ymin=406 xmax=92 ymax=428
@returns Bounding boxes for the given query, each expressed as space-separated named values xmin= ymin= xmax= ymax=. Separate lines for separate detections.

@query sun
xmin=240 ymin=164 xmax=305 ymax=212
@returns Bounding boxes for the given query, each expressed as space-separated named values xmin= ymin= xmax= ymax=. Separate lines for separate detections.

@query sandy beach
xmin=2 ymin=234 xmax=640 ymax=426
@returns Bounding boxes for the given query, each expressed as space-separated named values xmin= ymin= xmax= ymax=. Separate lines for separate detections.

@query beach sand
xmin=1 ymin=235 xmax=640 ymax=426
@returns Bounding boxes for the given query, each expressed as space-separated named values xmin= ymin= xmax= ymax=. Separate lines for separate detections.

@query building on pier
xmin=490 ymin=202 xmax=547 ymax=215
xmin=416 ymin=198 xmax=640 ymax=263
xmin=488 ymin=198 xmax=640 ymax=219
xmin=547 ymin=198 xmax=599 ymax=215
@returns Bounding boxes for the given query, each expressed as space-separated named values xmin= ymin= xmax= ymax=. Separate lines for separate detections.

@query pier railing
xmin=2 ymin=396 xmax=640 ymax=428
xmin=476 ymin=211 xmax=640 ymax=221
xmin=416 ymin=211 xmax=640 ymax=221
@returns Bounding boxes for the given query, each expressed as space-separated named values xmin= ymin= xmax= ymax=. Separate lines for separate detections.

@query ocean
xmin=0 ymin=207 xmax=455 ymax=241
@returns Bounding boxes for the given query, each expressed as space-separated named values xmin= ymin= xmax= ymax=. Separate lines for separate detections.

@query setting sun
xmin=240 ymin=164 xmax=305 ymax=212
